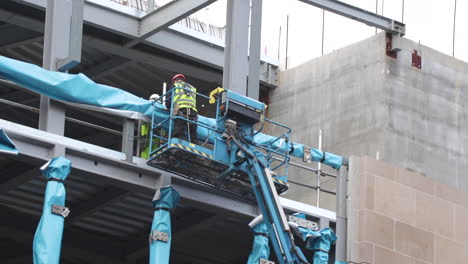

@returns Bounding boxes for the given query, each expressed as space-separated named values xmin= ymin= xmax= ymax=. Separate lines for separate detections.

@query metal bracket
xmin=259 ymin=259 xmax=274 ymax=264
xmin=51 ymin=204 xmax=70 ymax=218
xmin=386 ymin=33 xmax=401 ymax=58
xmin=149 ymin=230 xmax=169 ymax=243
xmin=303 ymin=147 xmax=311 ymax=163
xmin=412 ymin=50 xmax=422 ymax=69
xmin=288 ymin=215 xmax=318 ymax=231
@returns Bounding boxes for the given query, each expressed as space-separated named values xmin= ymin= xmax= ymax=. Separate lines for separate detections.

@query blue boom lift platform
xmin=148 ymin=87 xmax=312 ymax=263
xmin=147 ymin=88 xmax=290 ymax=199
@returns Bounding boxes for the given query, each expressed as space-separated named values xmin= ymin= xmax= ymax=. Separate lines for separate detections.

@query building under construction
xmin=0 ymin=0 xmax=467 ymax=263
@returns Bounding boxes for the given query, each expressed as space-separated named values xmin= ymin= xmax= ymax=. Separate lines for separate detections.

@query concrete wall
xmin=269 ymin=33 xmax=468 ymax=206
xmin=348 ymin=156 xmax=468 ymax=263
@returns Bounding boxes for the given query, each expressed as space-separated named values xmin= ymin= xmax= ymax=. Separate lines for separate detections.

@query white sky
xmin=187 ymin=0 xmax=468 ymax=68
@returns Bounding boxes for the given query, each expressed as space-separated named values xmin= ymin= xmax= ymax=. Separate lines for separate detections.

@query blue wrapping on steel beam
xmin=247 ymin=221 xmax=270 ymax=264
xmin=306 ymin=228 xmax=337 ymax=264
xmin=150 ymin=186 xmax=180 ymax=264
xmin=0 ymin=128 xmax=19 ymax=155
xmin=0 ymin=55 xmax=344 ymax=169
xmin=0 ymin=55 xmax=158 ymax=121
xmin=33 ymin=157 xmax=71 ymax=264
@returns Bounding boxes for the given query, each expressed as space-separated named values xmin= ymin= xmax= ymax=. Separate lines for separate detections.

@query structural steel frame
xmin=0 ymin=0 xmax=405 ymax=261
xmin=0 ymin=119 xmax=336 ymax=222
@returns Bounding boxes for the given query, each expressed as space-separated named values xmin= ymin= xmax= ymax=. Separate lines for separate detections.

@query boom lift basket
xmin=147 ymin=88 xmax=289 ymax=199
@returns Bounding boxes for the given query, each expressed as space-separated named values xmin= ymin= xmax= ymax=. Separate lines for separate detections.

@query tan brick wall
xmin=348 ymin=156 xmax=468 ymax=263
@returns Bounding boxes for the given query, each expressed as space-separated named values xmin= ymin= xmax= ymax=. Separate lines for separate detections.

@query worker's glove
xmin=209 ymin=87 xmax=224 ymax=104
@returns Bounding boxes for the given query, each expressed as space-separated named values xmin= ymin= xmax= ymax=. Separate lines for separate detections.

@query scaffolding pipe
xmin=271 ymin=156 xmax=337 ymax=178
xmin=316 ymin=129 xmax=323 ymax=207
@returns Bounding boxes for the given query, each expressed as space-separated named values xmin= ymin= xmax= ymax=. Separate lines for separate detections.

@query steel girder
xmin=7 ymin=0 xmax=279 ymax=86
xmin=298 ymin=0 xmax=405 ymax=35
xmin=0 ymin=119 xmax=336 ymax=222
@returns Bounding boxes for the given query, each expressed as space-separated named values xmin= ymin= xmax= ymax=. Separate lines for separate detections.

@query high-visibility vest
xmin=172 ymin=82 xmax=197 ymax=112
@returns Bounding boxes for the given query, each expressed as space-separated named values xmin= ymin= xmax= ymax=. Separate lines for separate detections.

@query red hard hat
xmin=172 ymin=74 xmax=186 ymax=83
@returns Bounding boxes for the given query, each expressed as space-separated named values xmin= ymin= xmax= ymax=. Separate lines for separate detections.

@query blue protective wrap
xmin=334 ymin=262 xmax=347 ymax=264
xmin=0 ymin=55 xmax=159 ymax=119
xmin=33 ymin=157 xmax=71 ymax=264
xmin=0 ymin=128 xmax=18 ymax=155
xmin=306 ymin=228 xmax=337 ymax=264
xmin=0 ymin=56 xmax=344 ymax=169
xmin=253 ymin=133 xmax=343 ymax=169
xmin=310 ymin=148 xmax=343 ymax=169
xmin=150 ymin=187 xmax=180 ymax=264
xmin=247 ymin=221 xmax=270 ymax=264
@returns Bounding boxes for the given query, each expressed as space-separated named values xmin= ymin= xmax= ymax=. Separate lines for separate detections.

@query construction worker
xmin=140 ymin=94 xmax=161 ymax=159
xmin=168 ymin=74 xmax=198 ymax=144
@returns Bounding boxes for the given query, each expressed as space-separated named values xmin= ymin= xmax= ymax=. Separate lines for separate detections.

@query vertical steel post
xmin=39 ymin=0 xmax=83 ymax=137
xmin=148 ymin=0 xmax=155 ymax=12
xmin=122 ymin=119 xmax=135 ymax=162
xmin=452 ymin=0 xmax=457 ymax=57
xmin=285 ymin=15 xmax=289 ymax=70
xmin=223 ymin=0 xmax=250 ymax=96
xmin=335 ymin=166 xmax=348 ymax=262
xmin=247 ymin=0 xmax=263 ymax=100
xmin=316 ymin=129 xmax=323 ymax=207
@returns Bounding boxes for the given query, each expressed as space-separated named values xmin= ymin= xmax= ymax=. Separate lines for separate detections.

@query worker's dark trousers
xmin=173 ymin=108 xmax=198 ymax=143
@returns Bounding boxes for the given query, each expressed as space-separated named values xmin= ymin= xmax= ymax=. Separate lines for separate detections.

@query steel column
xmin=122 ymin=118 xmax=135 ymax=162
xmin=223 ymin=0 xmax=250 ymax=95
xmin=247 ymin=0 xmax=263 ymax=100
xmin=39 ymin=0 xmax=83 ymax=140
xmin=335 ymin=166 xmax=348 ymax=262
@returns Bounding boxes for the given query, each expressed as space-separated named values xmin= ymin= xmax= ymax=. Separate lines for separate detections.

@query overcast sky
xmin=185 ymin=0 xmax=468 ymax=68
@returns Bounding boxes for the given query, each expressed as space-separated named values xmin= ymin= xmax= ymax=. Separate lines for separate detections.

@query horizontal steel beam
xmin=0 ymin=119 xmax=336 ymax=221
xmin=125 ymin=0 xmax=216 ymax=47
xmin=0 ymin=8 xmax=223 ymax=82
xmin=0 ymin=119 xmax=257 ymax=217
xmin=298 ymin=0 xmax=405 ymax=35
xmin=8 ymin=0 xmax=278 ymax=86
xmin=0 ymin=203 xmax=124 ymax=263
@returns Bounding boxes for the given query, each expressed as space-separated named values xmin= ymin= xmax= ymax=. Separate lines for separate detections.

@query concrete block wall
xmin=348 ymin=156 xmax=468 ymax=263
xmin=269 ymin=32 xmax=468 ymax=207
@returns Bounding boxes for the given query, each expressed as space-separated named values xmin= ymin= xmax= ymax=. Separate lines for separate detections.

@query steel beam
xmin=83 ymin=56 xmax=130 ymax=79
xmin=84 ymin=36 xmax=222 ymax=83
xmin=125 ymin=0 xmax=216 ymax=48
xmin=0 ymin=204 xmax=124 ymax=264
xmin=67 ymin=188 xmax=129 ymax=225
xmin=0 ymin=119 xmax=257 ymax=216
xmin=0 ymin=8 xmax=222 ymax=83
xmin=0 ymin=119 xmax=334 ymax=222
xmin=223 ymin=0 xmax=250 ymax=95
xmin=5 ymin=0 xmax=278 ymax=86
xmin=0 ymin=168 xmax=40 ymax=193
xmin=247 ymin=0 xmax=263 ymax=100
xmin=0 ymin=23 xmax=42 ymax=50
xmin=297 ymin=0 xmax=405 ymax=35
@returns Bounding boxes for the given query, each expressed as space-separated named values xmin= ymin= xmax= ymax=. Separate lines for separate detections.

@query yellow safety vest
xmin=172 ymin=82 xmax=197 ymax=112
